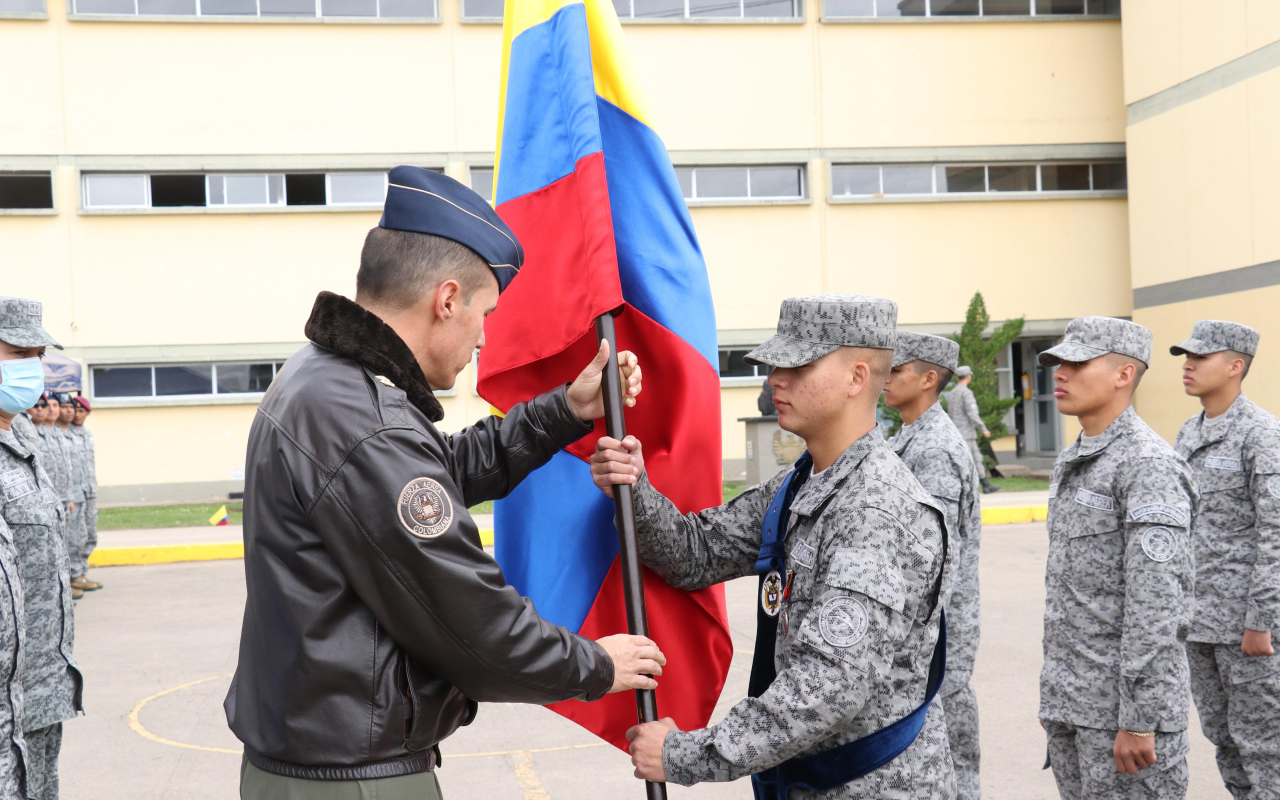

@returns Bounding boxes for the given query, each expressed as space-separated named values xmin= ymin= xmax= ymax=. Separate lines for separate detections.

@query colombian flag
xmin=477 ymin=0 xmax=733 ymax=751
xmin=209 ymin=505 xmax=230 ymax=527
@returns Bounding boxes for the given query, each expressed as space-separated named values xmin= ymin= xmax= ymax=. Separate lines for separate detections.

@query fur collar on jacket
xmin=304 ymin=291 xmax=444 ymax=423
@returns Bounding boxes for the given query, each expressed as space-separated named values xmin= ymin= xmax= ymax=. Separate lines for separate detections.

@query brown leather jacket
xmin=224 ymin=292 xmax=614 ymax=780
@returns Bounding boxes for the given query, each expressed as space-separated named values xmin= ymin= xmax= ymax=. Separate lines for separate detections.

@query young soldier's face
xmin=882 ymin=362 xmax=926 ymax=411
xmin=74 ymin=406 xmax=88 ymax=425
xmin=1181 ymin=352 xmax=1240 ymax=397
xmin=45 ymin=400 xmax=59 ymax=422
xmin=1052 ymin=357 xmax=1118 ymax=417
xmin=768 ymin=349 xmax=867 ymax=439
xmin=59 ymin=403 xmax=74 ymax=423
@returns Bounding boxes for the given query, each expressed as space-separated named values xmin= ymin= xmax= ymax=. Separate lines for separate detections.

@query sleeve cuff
xmin=1246 ymin=608 xmax=1276 ymax=633
xmin=550 ymin=384 xmax=596 ymax=442
xmin=662 ymin=727 xmax=722 ymax=787
xmin=1118 ymin=703 xmax=1158 ymax=732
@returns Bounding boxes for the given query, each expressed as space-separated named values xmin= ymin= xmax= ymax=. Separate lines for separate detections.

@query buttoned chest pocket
xmin=1 ymin=494 xmax=55 ymax=530
xmin=1065 ymin=502 xmax=1124 ymax=589
xmin=1199 ymin=453 xmax=1248 ymax=495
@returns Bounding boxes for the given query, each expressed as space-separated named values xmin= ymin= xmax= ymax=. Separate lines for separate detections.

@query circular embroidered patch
xmin=1141 ymin=527 xmax=1178 ymax=563
xmin=760 ymin=570 xmax=783 ymax=617
xmin=397 ymin=477 xmax=454 ymax=539
xmin=818 ymin=596 xmax=869 ymax=649
xmin=1269 ymin=474 xmax=1280 ymax=500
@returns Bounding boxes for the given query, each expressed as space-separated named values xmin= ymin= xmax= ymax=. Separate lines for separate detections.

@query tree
xmin=949 ymin=292 xmax=1024 ymax=472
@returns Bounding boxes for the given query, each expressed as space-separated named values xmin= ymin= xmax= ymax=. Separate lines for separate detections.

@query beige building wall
xmin=0 ymin=5 xmax=1131 ymax=500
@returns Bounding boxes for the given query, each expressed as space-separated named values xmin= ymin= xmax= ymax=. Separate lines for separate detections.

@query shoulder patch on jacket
xmin=1141 ymin=527 xmax=1178 ymax=563
xmin=1073 ymin=488 xmax=1115 ymax=512
xmin=818 ymin=596 xmax=868 ymax=648
xmin=397 ymin=477 xmax=454 ymax=539
xmin=1128 ymin=503 xmax=1189 ymax=526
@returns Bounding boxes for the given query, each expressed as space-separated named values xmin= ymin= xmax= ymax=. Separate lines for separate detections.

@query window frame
xmin=66 ymin=0 xmax=439 ymax=22
xmin=827 ymin=159 xmax=1127 ymax=204
xmin=0 ymin=170 xmax=58 ymax=216
xmin=676 ymin=164 xmax=810 ymax=207
xmin=78 ymin=169 xmax=393 ymax=214
xmin=718 ymin=347 xmax=772 ymax=386
xmin=0 ymin=0 xmax=47 ymax=19
xmin=821 ymin=0 xmax=1118 ymax=21
xmin=89 ymin=360 xmax=287 ymax=407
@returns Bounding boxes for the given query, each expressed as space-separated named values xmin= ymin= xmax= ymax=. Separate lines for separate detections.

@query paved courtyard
xmin=62 ymin=522 xmax=1227 ymax=799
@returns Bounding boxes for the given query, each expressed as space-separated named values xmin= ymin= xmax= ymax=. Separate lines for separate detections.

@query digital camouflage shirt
xmin=1040 ymin=406 xmax=1196 ymax=732
xmin=30 ymin=427 xmax=69 ymax=505
xmin=888 ymin=401 xmax=982 ymax=684
xmin=945 ymin=383 xmax=982 ymax=441
xmin=635 ymin=428 xmax=958 ymax=799
xmin=0 ymin=429 xmax=82 ymax=733
xmin=69 ymin=426 xmax=97 ymax=498
xmin=0 ymin=461 xmax=29 ymax=800
xmin=1175 ymin=393 xmax=1280 ymax=642
xmin=53 ymin=427 xmax=86 ymax=504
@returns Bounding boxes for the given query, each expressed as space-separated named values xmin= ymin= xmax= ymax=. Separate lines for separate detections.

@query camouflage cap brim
xmin=0 ymin=325 xmax=62 ymax=350
xmin=1038 ymin=341 xmax=1108 ymax=367
xmin=891 ymin=350 xmax=915 ymax=368
xmin=744 ymin=334 xmax=841 ymax=369
xmin=1169 ymin=338 xmax=1223 ymax=357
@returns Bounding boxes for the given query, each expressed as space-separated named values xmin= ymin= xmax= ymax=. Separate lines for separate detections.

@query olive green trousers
xmin=240 ymin=755 xmax=443 ymax=799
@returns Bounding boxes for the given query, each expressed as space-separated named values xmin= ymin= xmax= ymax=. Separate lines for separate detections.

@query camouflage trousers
xmin=962 ymin=439 xmax=987 ymax=480
xmin=1187 ymin=641 xmax=1280 ymax=800
xmin=1043 ymin=721 xmax=1187 ymax=800
xmin=24 ymin=722 xmax=60 ymax=800
xmin=0 ymin=742 xmax=25 ymax=800
xmin=72 ymin=498 xmax=96 ymax=578
xmin=62 ymin=502 xmax=83 ymax=578
xmin=941 ymin=678 xmax=980 ymax=800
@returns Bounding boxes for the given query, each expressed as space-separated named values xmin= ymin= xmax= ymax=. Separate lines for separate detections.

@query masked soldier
xmin=0 ymin=298 xmax=84 ymax=800
xmin=884 ymin=331 xmax=983 ymax=799
xmin=1038 ymin=317 xmax=1195 ymax=800
xmin=593 ymin=295 xmax=957 ymax=799
xmin=1169 ymin=320 xmax=1280 ymax=799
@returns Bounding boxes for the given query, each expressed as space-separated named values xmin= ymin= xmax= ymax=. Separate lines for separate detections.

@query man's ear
xmin=922 ymin=369 xmax=938 ymax=393
xmin=1116 ymin=362 xmax=1136 ymax=390
xmin=433 ymin=279 xmax=463 ymax=321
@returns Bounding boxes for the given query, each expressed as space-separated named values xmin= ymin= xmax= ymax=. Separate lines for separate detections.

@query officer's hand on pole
xmin=625 ymin=718 xmax=678 ymax=782
xmin=1113 ymin=731 xmax=1157 ymax=774
xmin=589 ymin=436 xmax=645 ymax=498
xmin=596 ymin=633 xmax=666 ymax=692
xmin=1242 ymin=629 xmax=1275 ymax=656
xmin=566 ymin=340 xmax=643 ymax=421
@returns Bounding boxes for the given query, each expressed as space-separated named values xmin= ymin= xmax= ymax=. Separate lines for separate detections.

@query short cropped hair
xmin=913 ymin=361 xmax=953 ymax=397
xmin=1106 ymin=353 xmax=1148 ymax=392
xmin=355 ymin=227 xmax=493 ymax=311
xmin=846 ymin=347 xmax=893 ymax=391
xmin=1224 ymin=350 xmax=1254 ymax=380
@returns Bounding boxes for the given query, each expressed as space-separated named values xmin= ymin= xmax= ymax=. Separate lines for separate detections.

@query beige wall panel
xmin=692 ymin=204 xmax=823 ymax=331
xmin=92 ymin=402 xmax=258 ymax=488
xmin=58 ymin=23 xmax=458 ymax=155
xmin=1133 ymin=286 xmax=1280 ymax=444
xmin=1124 ymin=110 xmax=1186 ymax=287
xmin=624 ymin=25 xmax=818 ymax=150
xmin=0 ymin=21 xmax=65 ymax=153
xmin=1119 ymin=1 xmax=1182 ymax=103
xmin=1176 ymin=0 xmax=1249 ymax=91
xmin=819 ymin=22 xmax=1125 ymax=148
xmin=720 ymin=384 xmax=760 ymax=464
xmin=452 ymin=24 xmax=504 ymax=152
xmin=1249 ymin=68 xmax=1280 ymax=266
xmin=0 ymin=224 xmax=75 ymax=346
xmin=1248 ymin=0 xmax=1280 ymax=52
xmin=823 ymin=199 xmax=1131 ymax=325
xmin=65 ymin=209 xmax=373 ymax=348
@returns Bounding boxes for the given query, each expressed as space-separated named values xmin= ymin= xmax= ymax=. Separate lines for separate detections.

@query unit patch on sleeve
xmin=397 ymin=477 xmax=454 ymax=539
xmin=1073 ymin=488 xmax=1115 ymax=512
xmin=1141 ymin=527 xmax=1178 ymax=563
xmin=1128 ymin=503 xmax=1189 ymax=526
xmin=1269 ymin=474 xmax=1280 ymax=500
xmin=0 ymin=469 xmax=37 ymax=503
xmin=818 ymin=596 xmax=869 ymax=649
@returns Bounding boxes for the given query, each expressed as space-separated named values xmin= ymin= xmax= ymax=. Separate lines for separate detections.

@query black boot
xmin=981 ymin=478 xmax=1001 ymax=494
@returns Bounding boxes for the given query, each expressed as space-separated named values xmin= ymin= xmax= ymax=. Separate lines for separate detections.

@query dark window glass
xmin=74 ymin=0 xmax=135 ymax=12
xmin=0 ymin=174 xmax=53 ymax=209
xmin=882 ymin=166 xmax=932 ymax=194
xmin=1092 ymin=162 xmax=1127 ymax=190
xmin=216 ymin=363 xmax=274 ymax=393
xmin=462 ymin=0 xmax=501 ymax=15
xmin=155 ymin=365 xmax=213 ymax=396
xmin=1041 ymin=164 xmax=1091 ymax=191
xmin=93 ymin=367 xmax=152 ymax=398
xmin=260 ymin=0 xmax=314 ymax=13
xmin=719 ymin=349 xmax=755 ymax=378
xmin=137 ymin=0 xmax=195 ymax=12
xmin=876 ymin=0 xmax=923 ymax=14
xmin=674 ymin=168 xmax=693 ymax=199
xmin=982 ymin=0 xmax=1028 ymax=12
xmin=749 ymin=167 xmax=802 ymax=198
xmin=690 ymin=0 xmax=738 ymax=16
xmin=1093 ymin=0 xmax=1120 ymax=13
xmin=320 ymin=0 xmax=374 ymax=13
xmin=939 ymin=166 xmax=985 ymax=193
xmin=633 ymin=0 xmax=682 ymax=16
xmin=200 ymin=0 xmax=255 ymax=11
xmin=823 ymin=0 xmax=872 ymax=13
xmin=611 ymin=0 xmax=630 ymax=15
xmin=0 ymin=0 xmax=46 ymax=11
xmin=931 ymin=0 xmax=977 ymax=14
xmin=379 ymin=0 xmax=431 ymax=15
xmin=285 ymin=174 xmax=326 ymax=205
xmin=831 ymin=166 xmax=880 ymax=196
xmin=1035 ymin=0 xmax=1083 ymax=12
xmin=988 ymin=165 xmax=1036 ymax=192
xmin=469 ymin=168 xmax=494 ymax=204
xmin=149 ymin=174 xmax=206 ymax=207
xmin=696 ymin=169 xmax=749 ymax=198
xmin=744 ymin=0 xmax=792 ymax=15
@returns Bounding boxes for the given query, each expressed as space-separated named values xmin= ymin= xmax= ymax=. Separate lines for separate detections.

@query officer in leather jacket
xmin=225 ymin=167 xmax=665 ymax=798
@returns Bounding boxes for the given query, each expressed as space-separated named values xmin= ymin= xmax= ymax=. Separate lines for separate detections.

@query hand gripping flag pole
xmin=595 ymin=310 xmax=668 ymax=800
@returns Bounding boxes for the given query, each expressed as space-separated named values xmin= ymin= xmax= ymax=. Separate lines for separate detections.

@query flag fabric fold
xmin=478 ymin=0 xmax=732 ymax=751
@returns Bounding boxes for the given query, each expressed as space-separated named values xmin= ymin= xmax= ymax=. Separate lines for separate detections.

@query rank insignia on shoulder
xmin=761 ymin=570 xmax=783 ymax=617
xmin=397 ymin=477 xmax=453 ymax=539
xmin=1141 ymin=527 xmax=1178 ymax=563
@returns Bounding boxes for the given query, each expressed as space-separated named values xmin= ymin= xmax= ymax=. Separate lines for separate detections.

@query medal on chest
xmin=761 ymin=570 xmax=783 ymax=617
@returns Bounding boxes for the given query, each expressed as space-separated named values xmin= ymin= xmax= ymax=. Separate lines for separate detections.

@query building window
xmin=71 ymin=0 xmax=434 ymax=16
xmin=719 ymin=348 xmax=771 ymax=380
xmin=81 ymin=171 xmax=391 ymax=210
xmin=92 ymin=362 xmax=284 ymax=399
xmin=675 ymin=166 xmax=804 ymax=201
xmin=0 ymin=173 xmax=54 ymax=210
xmin=469 ymin=167 xmax=494 ymax=204
xmin=823 ymin=0 xmax=1117 ymax=18
xmin=460 ymin=0 xmax=501 ymax=17
xmin=0 ymin=0 xmax=45 ymax=12
xmin=831 ymin=160 xmax=1126 ymax=199
xmin=613 ymin=0 xmax=798 ymax=19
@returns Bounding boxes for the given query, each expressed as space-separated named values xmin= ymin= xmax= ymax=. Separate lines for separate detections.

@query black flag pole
xmin=594 ymin=310 xmax=668 ymax=800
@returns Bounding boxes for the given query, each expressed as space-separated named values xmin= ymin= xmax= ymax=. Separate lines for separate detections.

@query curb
xmin=981 ymin=505 xmax=1048 ymax=525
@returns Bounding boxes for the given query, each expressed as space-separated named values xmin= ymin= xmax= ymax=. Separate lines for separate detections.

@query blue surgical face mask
xmin=0 ymin=358 xmax=46 ymax=415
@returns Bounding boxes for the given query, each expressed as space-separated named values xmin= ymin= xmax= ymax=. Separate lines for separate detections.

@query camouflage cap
xmin=1170 ymin=320 xmax=1259 ymax=357
xmin=955 ymin=365 xmax=973 ymax=378
xmin=892 ymin=331 xmax=959 ymax=372
xmin=744 ymin=294 xmax=897 ymax=368
xmin=1039 ymin=316 xmax=1151 ymax=367
xmin=0 ymin=297 xmax=62 ymax=350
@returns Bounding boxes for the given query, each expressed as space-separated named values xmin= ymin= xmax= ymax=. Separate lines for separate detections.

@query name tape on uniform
xmin=1 ymin=469 xmax=37 ymax=503
xmin=1073 ymin=488 xmax=1115 ymax=512
xmin=1205 ymin=456 xmax=1243 ymax=471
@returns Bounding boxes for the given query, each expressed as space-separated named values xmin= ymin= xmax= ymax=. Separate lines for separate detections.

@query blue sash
xmin=748 ymin=457 xmax=947 ymax=800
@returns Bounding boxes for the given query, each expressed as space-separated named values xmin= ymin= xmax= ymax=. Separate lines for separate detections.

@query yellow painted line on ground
xmin=981 ymin=505 xmax=1048 ymax=525
xmin=127 ymin=673 xmax=241 ymax=754
xmin=510 ymin=751 xmax=552 ymax=800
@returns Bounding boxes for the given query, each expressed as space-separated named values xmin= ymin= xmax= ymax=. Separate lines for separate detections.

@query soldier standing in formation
xmin=68 ymin=399 xmax=99 ymax=594
xmin=593 ymin=295 xmax=958 ymax=799
xmin=947 ymin=366 xmax=1000 ymax=495
xmin=1169 ymin=320 xmax=1280 ymax=799
xmin=27 ymin=398 xmax=78 ymax=603
xmin=1038 ymin=317 xmax=1196 ymax=799
xmin=0 ymin=298 xmax=84 ymax=800
xmin=883 ymin=331 xmax=983 ymax=800
xmin=50 ymin=398 xmax=87 ymax=599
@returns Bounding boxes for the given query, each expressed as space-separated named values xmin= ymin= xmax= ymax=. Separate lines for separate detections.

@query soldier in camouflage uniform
xmin=1039 ymin=317 xmax=1196 ymax=800
xmin=946 ymin=367 xmax=998 ymax=495
xmin=592 ymin=295 xmax=957 ymax=799
xmin=69 ymin=399 xmax=100 ymax=593
xmin=0 ymin=298 xmax=85 ymax=800
xmin=884 ymin=331 xmax=983 ymax=800
xmin=51 ymin=398 xmax=87 ymax=595
xmin=1169 ymin=320 xmax=1280 ymax=799
xmin=29 ymin=400 xmax=79 ymax=603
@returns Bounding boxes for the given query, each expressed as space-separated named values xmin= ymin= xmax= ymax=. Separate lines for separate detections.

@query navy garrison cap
xmin=379 ymin=166 xmax=523 ymax=293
